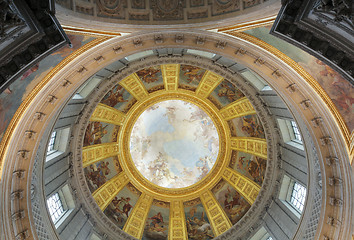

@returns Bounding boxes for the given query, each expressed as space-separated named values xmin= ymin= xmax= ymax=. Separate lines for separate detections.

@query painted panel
xmin=100 ymin=84 xmax=137 ymax=113
xmin=246 ymin=26 xmax=354 ymax=132
xmin=136 ymin=66 xmax=164 ymax=93
xmin=301 ymin=59 xmax=354 ymax=131
xmin=233 ymin=152 xmax=266 ymax=185
xmin=179 ymin=65 xmax=206 ymax=91
xmin=83 ymin=122 xmax=119 ymax=147
xmin=84 ymin=156 xmax=121 ymax=192
xmin=211 ymin=179 xmax=251 ymax=225
xmin=142 ymin=200 xmax=170 ymax=240
xmin=0 ymin=34 xmax=95 ymax=142
xmin=228 ymin=114 xmax=265 ymax=138
xmin=184 ymin=199 xmax=214 ymax=240
xmin=104 ymin=183 xmax=141 ymax=229
xmin=208 ymin=80 xmax=244 ymax=109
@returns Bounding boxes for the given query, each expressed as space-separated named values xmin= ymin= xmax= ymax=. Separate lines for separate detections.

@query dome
xmin=0 ymin=2 xmax=352 ymax=240
xmin=80 ymin=63 xmax=269 ymax=239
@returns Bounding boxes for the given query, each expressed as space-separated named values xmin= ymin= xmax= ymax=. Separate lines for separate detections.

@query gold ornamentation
xmin=90 ymin=103 xmax=126 ymax=125
xmin=228 ymin=32 xmax=351 ymax=158
xmin=216 ymin=16 xmax=276 ymax=33
xmin=123 ymin=193 xmax=153 ymax=239
xmin=82 ymin=143 xmax=119 ymax=168
xmin=195 ymin=71 xmax=223 ymax=98
xmin=62 ymin=25 xmax=121 ymax=37
xmin=118 ymin=90 xmax=231 ymax=200
xmin=162 ymin=64 xmax=180 ymax=91
xmin=169 ymin=201 xmax=188 ymax=240
xmin=223 ymin=168 xmax=260 ymax=204
xmin=92 ymin=172 xmax=129 ymax=211
xmin=219 ymin=97 xmax=256 ymax=120
xmin=230 ymin=137 xmax=267 ymax=159
xmin=200 ymin=190 xmax=232 ymax=236
xmin=119 ymin=73 xmax=149 ymax=101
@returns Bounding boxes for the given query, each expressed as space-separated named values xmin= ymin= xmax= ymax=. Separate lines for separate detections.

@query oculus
xmin=130 ymin=100 xmax=219 ymax=188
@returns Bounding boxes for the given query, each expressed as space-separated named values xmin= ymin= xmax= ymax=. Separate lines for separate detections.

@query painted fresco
xmin=212 ymin=180 xmax=251 ymax=225
xmin=179 ymin=65 xmax=206 ymax=91
xmin=142 ymin=200 xmax=170 ymax=240
xmin=136 ymin=66 xmax=164 ymax=93
xmin=104 ymin=183 xmax=141 ymax=229
xmin=83 ymin=122 xmax=118 ymax=147
xmin=234 ymin=152 xmax=266 ymax=185
xmin=246 ymin=27 xmax=354 ymax=132
xmin=299 ymin=59 xmax=354 ymax=131
xmin=100 ymin=84 xmax=137 ymax=113
xmin=229 ymin=115 xmax=265 ymax=138
xmin=208 ymin=80 xmax=244 ymax=109
xmin=0 ymin=34 xmax=95 ymax=142
xmin=184 ymin=199 xmax=214 ymax=240
xmin=130 ymin=100 xmax=219 ymax=188
xmin=84 ymin=156 xmax=121 ymax=192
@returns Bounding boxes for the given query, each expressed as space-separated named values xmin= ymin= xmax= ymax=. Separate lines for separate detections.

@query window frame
xmin=277 ymin=118 xmax=303 ymax=150
xmin=46 ymin=127 xmax=70 ymax=162
xmin=46 ymin=184 xmax=75 ymax=228
xmin=47 ymin=192 xmax=67 ymax=224
xmin=290 ymin=120 xmax=302 ymax=142
xmin=279 ymin=174 xmax=307 ymax=218
xmin=47 ymin=131 xmax=57 ymax=153
xmin=289 ymin=181 xmax=307 ymax=213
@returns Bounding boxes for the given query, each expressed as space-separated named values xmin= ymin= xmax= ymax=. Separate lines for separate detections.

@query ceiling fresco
xmin=81 ymin=64 xmax=268 ymax=239
xmin=130 ymin=100 xmax=219 ymax=188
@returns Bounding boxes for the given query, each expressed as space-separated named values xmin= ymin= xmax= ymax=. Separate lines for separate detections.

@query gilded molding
xmin=119 ymin=73 xmax=149 ymax=101
xmin=169 ymin=201 xmax=188 ymax=240
xmin=82 ymin=143 xmax=119 ymax=168
xmin=92 ymin=172 xmax=129 ymax=211
xmin=216 ymin=16 xmax=276 ymax=33
xmin=219 ymin=97 xmax=256 ymax=120
xmin=162 ymin=64 xmax=180 ymax=91
xmin=90 ymin=103 xmax=126 ymax=125
xmin=230 ymin=137 xmax=267 ymax=159
xmin=63 ymin=25 xmax=122 ymax=37
xmin=195 ymin=71 xmax=223 ymax=98
xmin=118 ymin=90 xmax=231 ymax=200
xmin=200 ymin=190 xmax=232 ymax=236
xmin=123 ymin=193 xmax=153 ymax=239
xmin=223 ymin=168 xmax=261 ymax=204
